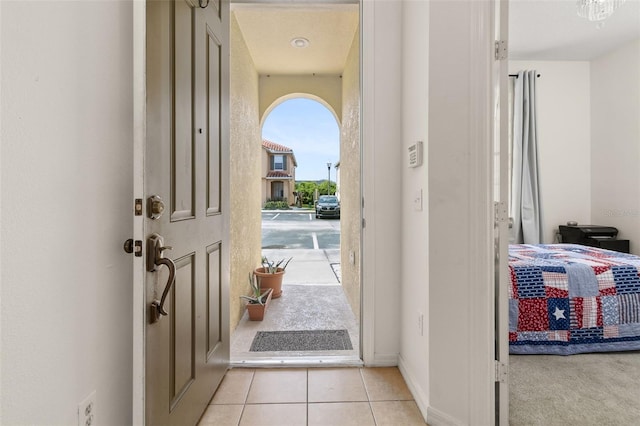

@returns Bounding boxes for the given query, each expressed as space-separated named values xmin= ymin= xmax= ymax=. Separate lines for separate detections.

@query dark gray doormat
xmin=250 ymin=329 xmax=353 ymax=352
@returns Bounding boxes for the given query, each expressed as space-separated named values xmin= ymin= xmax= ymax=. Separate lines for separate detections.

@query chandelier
xmin=577 ymin=0 xmax=627 ymax=21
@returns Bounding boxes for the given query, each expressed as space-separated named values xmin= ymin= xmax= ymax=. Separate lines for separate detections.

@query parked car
xmin=315 ymin=195 xmax=340 ymax=219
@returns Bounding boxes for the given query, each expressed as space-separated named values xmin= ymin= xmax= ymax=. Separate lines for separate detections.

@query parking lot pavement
xmin=262 ymin=211 xmax=317 ymax=222
xmin=261 ymin=210 xmax=340 ymax=250
xmin=261 ymin=210 xmax=341 ymax=284
xmin=261 ymin=209 xmax=341 ymax=223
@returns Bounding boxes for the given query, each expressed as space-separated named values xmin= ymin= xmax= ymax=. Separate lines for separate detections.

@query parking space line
xmin=312 ymin=232 xmax=319 ymax=250
xmin=271 ymin=213 xmax=280 ymax=220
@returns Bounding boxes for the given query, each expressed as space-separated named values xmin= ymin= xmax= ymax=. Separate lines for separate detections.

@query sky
xmin=261 ymin=98 xmax=340 ymax=182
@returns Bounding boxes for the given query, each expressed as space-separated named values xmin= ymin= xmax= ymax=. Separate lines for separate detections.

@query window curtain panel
xmin=510 ymin=70 xmax=543 ymax=244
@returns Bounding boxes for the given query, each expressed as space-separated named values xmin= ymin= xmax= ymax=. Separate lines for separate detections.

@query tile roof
xmin=262 ymin=139 xmax=297 ymax=167
xmin=266 ymin=171 xmax=293 ymax=179
xmin=262 ymin=139 xmax=293 ymax=153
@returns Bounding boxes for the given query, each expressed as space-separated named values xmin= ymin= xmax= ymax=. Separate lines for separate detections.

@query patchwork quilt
xmin=509 ymin=244 xmax=640 ymax=355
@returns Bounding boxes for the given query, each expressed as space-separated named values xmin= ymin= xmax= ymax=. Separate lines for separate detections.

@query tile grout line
xmin=360 ymin=368 xmax=380 ymax=426
xmin=237 ymin=369 xmax=256 ymax=426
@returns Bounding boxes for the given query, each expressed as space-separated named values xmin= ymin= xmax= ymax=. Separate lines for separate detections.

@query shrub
xmin=263 ymin=200 xmax=289 ymax=210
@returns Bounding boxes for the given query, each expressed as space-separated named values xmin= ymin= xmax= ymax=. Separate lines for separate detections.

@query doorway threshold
xmin=231 ymin=356 xmax=363 ymax=369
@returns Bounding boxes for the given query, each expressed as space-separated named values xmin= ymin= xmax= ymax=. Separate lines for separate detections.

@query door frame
xmin=230 ymin=0 xmax=369 ymax=366
xmin=132 ymin=0 xmax=373 ymax=422
xmin=494 ymin=0 xmax=510 ymax=423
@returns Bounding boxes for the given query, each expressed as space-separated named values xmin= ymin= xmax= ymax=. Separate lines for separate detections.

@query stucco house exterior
xmin=261 ymin=139 xmax=297 ymax=205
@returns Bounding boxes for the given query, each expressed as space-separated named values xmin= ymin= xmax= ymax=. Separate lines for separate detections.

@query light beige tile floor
xmin=198 ymin=367 xmax=428 ymax=426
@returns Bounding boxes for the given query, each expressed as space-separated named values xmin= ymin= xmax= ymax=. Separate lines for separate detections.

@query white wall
xmin=399 ymin=0 xmax=430 ymax=419
xmin=591 ymin=39 xmax=640 ymax=254
xmin=426 ymin=1 xmax=494 ymax=424
xmin=509 ymin=60 xmax=592 ymax=243
xmin=1 ymin=1 xmax=133 ymax=425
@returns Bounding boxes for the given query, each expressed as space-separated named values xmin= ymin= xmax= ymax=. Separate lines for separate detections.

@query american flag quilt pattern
xmin=508 ymin=244 xmax=640 ymax=355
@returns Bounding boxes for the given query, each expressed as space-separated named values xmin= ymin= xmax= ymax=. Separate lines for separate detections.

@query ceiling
xmin=510 ymin=0 xmax=640 ymax=60
xmin=231 ymin=0 xmax=639 ymax=74
xmin=232 ymin=4 xmax=359 ymax=75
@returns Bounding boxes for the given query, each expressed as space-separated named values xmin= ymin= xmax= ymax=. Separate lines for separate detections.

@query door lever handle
xmin=147 ymin=234 xmax=177 ymax=323
xmin=151 ymin=256 xmax=176 ymax=318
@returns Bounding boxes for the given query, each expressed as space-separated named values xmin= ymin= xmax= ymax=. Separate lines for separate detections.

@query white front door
xmin=136 ymin=0 xmax=230 ymax=424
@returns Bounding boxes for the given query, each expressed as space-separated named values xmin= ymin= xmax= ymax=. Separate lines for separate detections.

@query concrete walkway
xmin=230 ymin=248 xmax=358 ymax=365
xmin=261 ymin=248 xmax=341 ymax=285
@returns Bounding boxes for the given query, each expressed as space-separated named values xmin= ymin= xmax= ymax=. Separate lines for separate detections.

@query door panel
xmin=207 ymin=242 xmax=222 ymax=358
xmin=211 ymin=0 xmax=221 ymax=17
xmin=206 ymin=31 xmax=222 ymax=215
xmin=172 ymin=0 xmax=195 ymax=220
xmin=172 ymin=253 xmax=195 ymax=406
xmin=145 ymin=0 xmax=229 ymax=424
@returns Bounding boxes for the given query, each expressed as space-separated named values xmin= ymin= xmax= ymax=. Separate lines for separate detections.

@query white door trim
xmin=463 ymin=0 xmax=505 ymax=422
xmin=467 ymin=0 xmax=498 ymax=422
xmin=132 ymin=1 xmax=146 ymax=424
xmin=360 ymin=0 xmax=403 ymax=367
xmin=360 ymin=0 xmax=375 ymax=366
xmin=494 ymin=0 xmax=510 ymax=423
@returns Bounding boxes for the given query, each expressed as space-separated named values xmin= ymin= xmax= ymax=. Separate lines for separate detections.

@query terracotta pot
xmin=246 ymin=288 xmax=273 ymax=321
xmin=254 ymin=267 xmax=285 ymax=298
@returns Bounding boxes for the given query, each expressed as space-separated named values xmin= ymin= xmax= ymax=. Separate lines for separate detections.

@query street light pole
xmin=326 ymin=162 xmax=331 ymax=195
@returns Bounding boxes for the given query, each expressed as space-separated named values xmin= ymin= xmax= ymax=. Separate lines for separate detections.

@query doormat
xmin=250 ymin=329 xmax=353 ymax=352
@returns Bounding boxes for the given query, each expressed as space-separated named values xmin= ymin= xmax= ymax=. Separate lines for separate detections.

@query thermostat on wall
xmin=408 ymin=141 xmax=423 ymax=168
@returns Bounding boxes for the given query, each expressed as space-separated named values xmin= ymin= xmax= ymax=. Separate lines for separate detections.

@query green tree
xmin=316 ymin=180 xmax=336 ymax=196
xmin=295 ymin=181 xmax=317 ymax=205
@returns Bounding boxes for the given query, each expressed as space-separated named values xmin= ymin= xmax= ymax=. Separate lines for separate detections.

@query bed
xmin=509 ymin=244 xmax=640 ymax=355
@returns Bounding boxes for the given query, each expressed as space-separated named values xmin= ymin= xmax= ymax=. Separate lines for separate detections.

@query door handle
xmin=147 ymin=234 xmax=176 ymax=323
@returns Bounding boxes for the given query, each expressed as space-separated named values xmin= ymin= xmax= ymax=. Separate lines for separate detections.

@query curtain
xmin=510 ymin=70 xmax=543 ymax=244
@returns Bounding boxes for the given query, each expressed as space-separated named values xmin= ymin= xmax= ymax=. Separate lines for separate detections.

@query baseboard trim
xmin=398 ymin=355 xmax=429 ymax=423
xmin=397 ymin=355 xmax=465 ymax=426
xmin=364 ymin=353 xmax=398 ymax=367
xmin=427 ymin=406 xmax=466 ymax=426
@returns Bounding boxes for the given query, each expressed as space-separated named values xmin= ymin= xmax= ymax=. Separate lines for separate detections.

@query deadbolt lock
xmin=147 ymin=195 xmax=165 ymax=220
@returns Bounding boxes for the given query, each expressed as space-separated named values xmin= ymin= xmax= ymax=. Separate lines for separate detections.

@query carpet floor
xmin=510 ymin=352 xmax=640 ymax=425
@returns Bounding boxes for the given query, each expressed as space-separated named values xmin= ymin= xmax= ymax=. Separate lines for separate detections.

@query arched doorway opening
xmin=230 ymin=95 xmax=362 ymax=363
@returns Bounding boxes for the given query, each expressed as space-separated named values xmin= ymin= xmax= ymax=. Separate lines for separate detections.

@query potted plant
xmin=241 ymin=274 xmax=273 ymax=321
xmin=253 ymin=256 xmax=292 ymax=299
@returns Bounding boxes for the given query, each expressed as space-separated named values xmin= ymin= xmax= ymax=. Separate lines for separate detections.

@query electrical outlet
xmin=78 ymin=391 xmax=96 ymax=426
xmin=418 ymin=312 xmax=424 ymax=336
